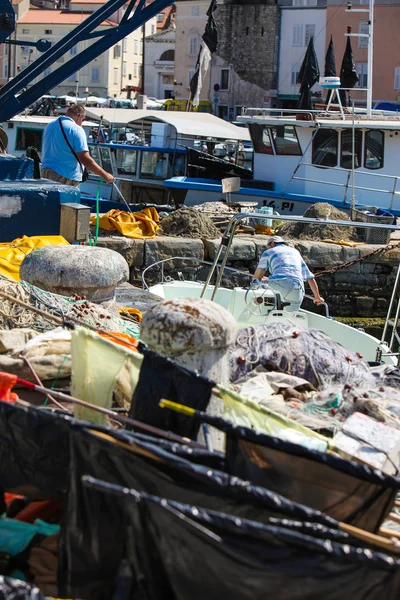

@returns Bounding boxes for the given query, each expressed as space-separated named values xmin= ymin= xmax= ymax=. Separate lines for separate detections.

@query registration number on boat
xmin=263 ymin=201 xmax=295 ymax=212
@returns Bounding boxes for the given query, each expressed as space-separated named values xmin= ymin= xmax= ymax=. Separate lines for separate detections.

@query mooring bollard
xmin=20 ymin=245 xmax=129 ymax=304
xmin=140 ymin=297 xmax=236 ymax=450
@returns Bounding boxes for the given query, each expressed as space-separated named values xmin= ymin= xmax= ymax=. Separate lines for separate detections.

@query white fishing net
xmin=0 ymin=276 xmax=140 ymax=338
xmin=230 ymin=323 xmax=400 ymax=433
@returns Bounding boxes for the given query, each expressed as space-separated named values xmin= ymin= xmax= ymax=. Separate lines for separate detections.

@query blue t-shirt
xmin=258 ymin=244 xmax=314 ymax=285
xmin=42 ymin=116 xmax=88 ymax=181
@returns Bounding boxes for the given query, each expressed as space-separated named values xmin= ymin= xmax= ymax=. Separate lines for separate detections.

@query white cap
xmin=268 ymin=235 xmax=287 ymax=245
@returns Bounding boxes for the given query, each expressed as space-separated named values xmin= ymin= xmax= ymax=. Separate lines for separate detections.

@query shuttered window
xmin=358 ymin=21 xmax=369 ymax=48
xmin=305 ymin=24 xmax=315 ymax=45
xmin=292 ymin=24 xmax=303 ymax=46
xmin=394 ymin=67 xmax=400 ymax=90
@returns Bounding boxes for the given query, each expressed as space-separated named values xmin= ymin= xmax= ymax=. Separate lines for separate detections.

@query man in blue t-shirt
xmin=41 ymin=104 xmax=115 ymax=186
xmin=252 ymin=235 xmax=324 ymax=312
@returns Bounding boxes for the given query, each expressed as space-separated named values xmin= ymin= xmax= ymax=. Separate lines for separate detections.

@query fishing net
xmin=230 ymin=324 xmax=400 ymax=433
xmin=230 ymin=322 xmax=374 ymax=388
xmin=0 ymin=276 xmax=140 ymax=338
xmin=278 ymin=203 xmax=359 ymax=242
xmin=160 ymin=207 xmax=221 ymax=239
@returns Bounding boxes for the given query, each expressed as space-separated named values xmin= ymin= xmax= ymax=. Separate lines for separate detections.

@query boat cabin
xmin=1 ymin=115 xmax=96 ymax=158
xmin=239 ymin=110 xmax=400 ymax=214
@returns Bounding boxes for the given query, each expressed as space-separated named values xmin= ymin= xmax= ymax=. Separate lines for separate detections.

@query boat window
xmin=364 ymin=130 xmax=384 ymax=170
xmin=116 ymin=148 xmax=137 ymax=175
xmin=340 ymin=130 xmax=362 ymax=169
xmin=270 ymin=126 xmax=302 ymax=155
xmin=100 ymin=147 xmax=113 ymax=173
xmin=312 ymin=129 xmax=338 ymax=167
xmin=88 ymin=146 xmax=100 ymax=162
xmin=141 ymin=152 xmax=167 ymax=178
xmin=15 ymin=127 xmax=43 ymax=151
xmin=248 ymin=124 xmax=273 ymax=154
xmin=170 ymin=153 xmax=186 ymax=177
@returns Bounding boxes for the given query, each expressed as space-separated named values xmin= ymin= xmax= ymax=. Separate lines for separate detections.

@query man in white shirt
xmin=41 ymin=104 xmax=115 ymax=186
xmin=252 ymin=235 xmax=324 ymax=312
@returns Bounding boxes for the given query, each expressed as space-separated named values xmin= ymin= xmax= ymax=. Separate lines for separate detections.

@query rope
xmin=314 ymin=240 xmax=400 ymax=278
xmin=42 ymin=353 xmax=69 ymax=407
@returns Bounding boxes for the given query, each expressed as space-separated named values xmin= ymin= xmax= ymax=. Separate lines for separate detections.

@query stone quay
xmin=94 ymin=234 xmax=400 ymax=318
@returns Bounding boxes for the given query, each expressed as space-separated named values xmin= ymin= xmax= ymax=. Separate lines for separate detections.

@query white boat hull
xmin=149 ymin=280 xmax=393 ymax=364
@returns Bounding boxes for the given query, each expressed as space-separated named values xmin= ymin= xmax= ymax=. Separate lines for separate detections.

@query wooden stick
xmin=339 ymin=521 xmax=400 ymax=555
xmin=20 ymin=355 xmax=65 ymax=411
xmin=12 ymin=374 xmax=205 ymax=449
xmin=388 ymin=512 xmax=400 ymax=525
xmin=379 ymin=527 xmax=400 ymax=541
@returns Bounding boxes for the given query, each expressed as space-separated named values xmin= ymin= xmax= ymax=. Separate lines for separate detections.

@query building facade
xmin=326 ymin=0 xmax=400 ymax=107
xmin=144 ymin=23 xmax=176 ymax=99
xmin=173 ymin=0 xmax=210 ymax=101
xmin=277 ymin=0 xmax=326 ymax=108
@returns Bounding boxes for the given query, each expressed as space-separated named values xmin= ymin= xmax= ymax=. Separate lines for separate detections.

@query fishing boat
xmin=81 ymin=108 xmax=254 ymax=208
xmin=165 ymin=105 xmax=400 ymax=216
xmin=146 ymin=212 xmax=397 ymax=364
xmin=2 ymin=113 xmax=97 ymax=158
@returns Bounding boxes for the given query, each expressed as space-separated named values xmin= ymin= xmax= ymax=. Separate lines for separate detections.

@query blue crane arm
xmin=0 ymin=0 xmax=15 ymax=43
xmin=0 ymin=0 xmax=173 ymax=122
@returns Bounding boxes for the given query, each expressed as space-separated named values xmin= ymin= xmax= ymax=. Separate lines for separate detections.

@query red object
xmin=347 ymin=26 xmax=352 ymax=33
xmin=4 ymin=492 xmax=24 ymax=505
xmin=15 ymin=500 xmax=63 ymax=523
xmin=0 ymin=372 xmax=19 ymax=403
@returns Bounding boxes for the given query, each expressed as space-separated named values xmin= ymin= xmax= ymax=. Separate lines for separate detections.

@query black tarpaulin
xmin=202 ymin=0 xmax=218 ymax=53
xmin=340 ymin=36 xmax=359 ymax=106
xmin=59 ymin=426 xmax=339 ymax=599
xmin=129 ymin=349 xmax=213 ymax=439
xmin=221 ymin=420 xmax=400 ymax=533
xmin=297 ymin=36 xmax=320 ymax=110
xmin=324 ymin=35 xmax=337 ymax=104
xmin=78 ymin=477 xmax=400 ymax=600
xmin=0 ymin=402 xmax=72 ymax=499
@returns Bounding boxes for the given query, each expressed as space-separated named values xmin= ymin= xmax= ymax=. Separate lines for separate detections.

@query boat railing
xmin=141 ymin=256 xmax=253 ymax=291
xmin=200 ymin=213 xmax=400 ymax=361
xmin=281 ymin=162 xmax=400 ymax=208
xmin=239 ymin=106 xmax=384 ymax=119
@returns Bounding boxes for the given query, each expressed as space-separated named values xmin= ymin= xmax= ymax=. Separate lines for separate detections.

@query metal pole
xmin=381 ymin=264 xmax=400 ymax=344
xmin=210 ymin=221 xmax=239 ymax=301
xmin=350 ymin=99 xmax=356 ymax=210
xmin=367 ymin=0 xmax=374 ymax=116
xmin=141 ymin=23 xmax=145 ymax=94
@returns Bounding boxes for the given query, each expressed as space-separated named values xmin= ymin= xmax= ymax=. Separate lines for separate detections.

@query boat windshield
xmin=248 ymin=123 xmax=301 ymax=156
xmin=116 ymin=148 xmax=137 ymax=175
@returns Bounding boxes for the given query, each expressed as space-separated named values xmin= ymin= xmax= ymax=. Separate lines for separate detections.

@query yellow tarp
xmin=0 ymin=235 xmax=69 ymax=281
xmin=71 ymin=326 xmax=143 ymax=425
xmin=321 ymin=239 xmax=365 ymax=247
xmin=217 ymin=384 xmax=329 ymax=445
xmin=90 ymin=207 xmax=160 ymax=239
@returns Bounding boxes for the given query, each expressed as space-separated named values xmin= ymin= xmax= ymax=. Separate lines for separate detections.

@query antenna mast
xmin=346 ymin=0 xmax=374 ymax=115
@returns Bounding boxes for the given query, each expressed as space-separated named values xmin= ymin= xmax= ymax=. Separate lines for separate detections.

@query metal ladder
xmin=380 ymin=264 xmax=400 ymax=364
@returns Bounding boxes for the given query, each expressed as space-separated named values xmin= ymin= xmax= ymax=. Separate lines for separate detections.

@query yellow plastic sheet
xmin=0 ymin=235 xmax=69 ymax=281
xmin=71 ymin=326 xmax=143 ymax=426
xmin=217 ymin=384 xmax=328 ymax=444
xmin=321 ymin=239 xmax=365 ymax=247
xmin=90 ymin=207 xmax=160 ymax=239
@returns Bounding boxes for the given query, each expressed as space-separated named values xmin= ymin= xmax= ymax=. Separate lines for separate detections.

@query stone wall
xmin=95 ymin=235 xmax=400 ymax=318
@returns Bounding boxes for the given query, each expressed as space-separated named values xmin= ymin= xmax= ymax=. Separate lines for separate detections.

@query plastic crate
xmin=350 ymin=206 xmax=393 ymax=245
